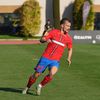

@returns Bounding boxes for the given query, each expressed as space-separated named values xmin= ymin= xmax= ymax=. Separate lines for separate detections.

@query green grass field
xmin=0 ymin=44 xmax=100 ymax=100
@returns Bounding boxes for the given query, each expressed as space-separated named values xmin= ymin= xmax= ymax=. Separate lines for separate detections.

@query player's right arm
xmin=40 ymin=31 xmax=49 ymax=43
xmin=40 ymin=29 xmax=54 ymax=43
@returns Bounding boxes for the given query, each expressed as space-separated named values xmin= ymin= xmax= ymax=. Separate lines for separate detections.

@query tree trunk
xmin=53 ymin=0 xmax=60 ymax=29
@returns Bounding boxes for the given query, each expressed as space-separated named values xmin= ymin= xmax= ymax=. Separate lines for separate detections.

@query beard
xmin=63 ymin=29 xmax=69 ymax=34
xmin=64 ymin=31 xmax=67 ymax=34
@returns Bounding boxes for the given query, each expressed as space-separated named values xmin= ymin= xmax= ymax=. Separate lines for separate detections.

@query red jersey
xmin=42 ymin=29 xmax=72 ymax=61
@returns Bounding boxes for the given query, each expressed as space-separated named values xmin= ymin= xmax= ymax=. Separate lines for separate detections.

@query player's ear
xmin=60 ymin=24 xmax=64 ymax=29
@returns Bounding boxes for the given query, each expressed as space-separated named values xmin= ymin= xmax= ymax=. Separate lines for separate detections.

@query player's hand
xmin=67 ymin=59 xmax=71 ymax=66
xmin=47 ymin=39 xmax=52 ymax=43
xmin=42 ymin=31 xmax=48 ymax=36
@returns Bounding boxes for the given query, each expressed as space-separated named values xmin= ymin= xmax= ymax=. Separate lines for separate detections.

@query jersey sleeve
xmin=43 ymin=29 xmax=55 ymax=40
xmin=67 ymin=37 xmax=72 ymax=49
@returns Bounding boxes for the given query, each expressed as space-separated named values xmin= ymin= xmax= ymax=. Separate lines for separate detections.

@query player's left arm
xmin=67 ymin=37 xmax=73 ymax=66
xmin=67 ymin=47 xmax=72 ymax=66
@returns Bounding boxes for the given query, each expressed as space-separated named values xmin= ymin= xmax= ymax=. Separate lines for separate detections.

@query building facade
xmin=0 ymin=0 xmax=100 ymax=35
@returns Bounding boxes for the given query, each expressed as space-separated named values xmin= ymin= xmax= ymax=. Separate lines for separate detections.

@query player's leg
xmin=22 ymin=71 xmax=41 ymax=94
xmin=27 ymin=72 xmax=41 ymax=88
xmin=22 ymin=57 xmax=49 ymax=94
xmin=39 ymin=60 xmax=59 ymax=87
xmin=40 ymin=66 xmax=58 ymax=86
xmin=36 ymin=64 xmax=59 ymax=95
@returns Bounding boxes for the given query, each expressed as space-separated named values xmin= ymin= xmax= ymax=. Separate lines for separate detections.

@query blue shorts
xmin=34 ymin=57 xmax=60 ymax=73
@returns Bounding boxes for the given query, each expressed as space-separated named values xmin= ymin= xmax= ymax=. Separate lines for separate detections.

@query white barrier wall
xmin=37 ymin=0 xmax=46 ymax=36
xmin=0 ymin=0 xmax=26 ymax=5
xmin=37 ymin=0 xmax=53 ymax=36
xmin=94 ymin=0 xmax=100 ymax=4
xmin=60 ymin=0 xmax=74 ymax=19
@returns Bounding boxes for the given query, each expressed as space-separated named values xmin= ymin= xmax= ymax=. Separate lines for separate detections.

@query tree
xmin=20 ymin=0 xmax=41 ymax=37
xmin=53 ymin=0 xmax=60 ymax=29
xmin=73 ymin=0 xmax=95 ymax=30
xmin=83 ymin=0 xmax=95 ymax=30
xmin=73 ymin=0 xmax=84 ymax=30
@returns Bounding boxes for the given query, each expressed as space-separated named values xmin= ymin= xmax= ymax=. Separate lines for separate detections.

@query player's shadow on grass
xmin=0 ymin=87 xmax=37 ymax=96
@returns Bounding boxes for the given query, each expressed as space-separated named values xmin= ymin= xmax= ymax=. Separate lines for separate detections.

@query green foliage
xmin=53 ymin=0 xmax=60 ymax=29
xmin=73 ymin=0 xmax=95 ymax=30
xmin=83 ymin=0 xmax=95 ymax=30
xmin=73 ymin=0 xmax=84 ymax=30
xmin=20 ymin=0 xmax=41 ymax=37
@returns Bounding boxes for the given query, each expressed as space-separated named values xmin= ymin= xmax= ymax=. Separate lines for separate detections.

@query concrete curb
xmin=0 ymin=39 xmax=41 ymax=44
xmin=0 ymin=38 xmax=40 ymax=41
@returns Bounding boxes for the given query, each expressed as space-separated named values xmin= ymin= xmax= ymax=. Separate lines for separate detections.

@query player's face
xmin=62 ymin=21 xmax=71 ymax=33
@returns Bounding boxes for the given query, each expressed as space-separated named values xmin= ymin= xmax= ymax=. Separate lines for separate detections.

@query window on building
xmin=0 ymin=13 xmax=20 ymax=34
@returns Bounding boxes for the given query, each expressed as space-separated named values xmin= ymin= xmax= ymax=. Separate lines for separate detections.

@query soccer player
xmin=22 ymin=18 xmax=73 ymax=95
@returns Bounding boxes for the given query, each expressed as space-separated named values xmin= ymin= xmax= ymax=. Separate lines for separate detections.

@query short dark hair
xmin=60 ymin=18 xmax=71 ymax=25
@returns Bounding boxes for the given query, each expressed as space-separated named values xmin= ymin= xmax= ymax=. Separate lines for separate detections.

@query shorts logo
xmin=37 ymin=65 xmax=44 ymax=70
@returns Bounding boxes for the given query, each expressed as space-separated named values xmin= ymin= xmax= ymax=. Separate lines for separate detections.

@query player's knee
xmin=49 ymin=68 xmax=58 ymax=77
xmin=33 ymin=72 xmax=41 ymax=78
xmin=48 ymin=74 xmax=53 ymax=79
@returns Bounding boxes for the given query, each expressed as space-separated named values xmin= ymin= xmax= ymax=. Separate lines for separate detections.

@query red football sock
xmin=40 ymin=75 xmax=52 ymax=87
xmin=27 ymin=76 xmax=36 ymax=88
